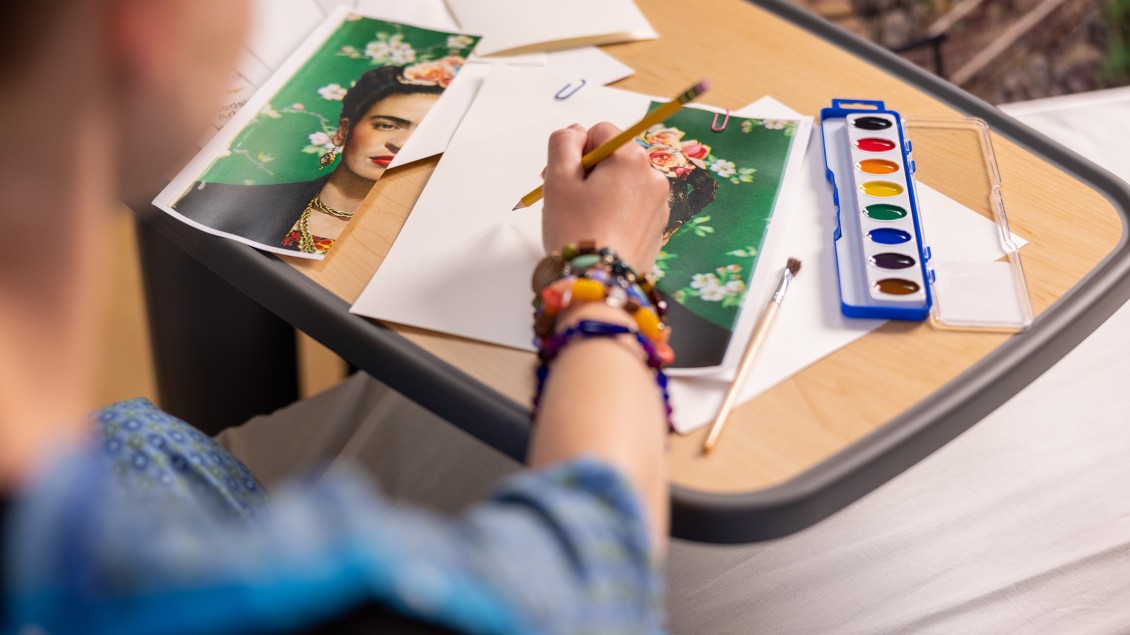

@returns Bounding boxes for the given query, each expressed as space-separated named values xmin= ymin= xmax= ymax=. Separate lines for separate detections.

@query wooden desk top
xmin=284 ymin=0 xmax=1123 ymax=495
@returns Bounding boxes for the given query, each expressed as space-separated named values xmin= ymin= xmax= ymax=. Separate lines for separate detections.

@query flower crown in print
xmin=398 ymin=55 xmax=465 ymax=89
xmin=635 ymin=125 xmax=711 ymax=179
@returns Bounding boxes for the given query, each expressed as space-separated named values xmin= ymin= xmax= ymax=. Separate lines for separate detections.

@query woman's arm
xmin=528 ymin=122 xmax=672 ymax=555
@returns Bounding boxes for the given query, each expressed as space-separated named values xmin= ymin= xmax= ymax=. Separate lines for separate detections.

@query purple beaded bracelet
xmin=532 ymin=319 xmax=674 ymax=432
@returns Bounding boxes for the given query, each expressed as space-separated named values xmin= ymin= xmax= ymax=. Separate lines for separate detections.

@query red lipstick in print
xmin=371 ymin=155 xmax=394 ymax=167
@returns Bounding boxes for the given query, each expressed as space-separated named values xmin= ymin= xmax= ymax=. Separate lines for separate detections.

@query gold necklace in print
xmin=298 ymin=195 xmax=354 ymax=254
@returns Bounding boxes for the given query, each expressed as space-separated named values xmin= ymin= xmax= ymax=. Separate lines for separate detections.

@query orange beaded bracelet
xmin=532 ymin=242 xmax=674 ymax=367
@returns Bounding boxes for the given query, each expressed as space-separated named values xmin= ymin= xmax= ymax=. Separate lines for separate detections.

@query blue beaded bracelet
xmin=532 ymin=319 xmax=674 ymax=432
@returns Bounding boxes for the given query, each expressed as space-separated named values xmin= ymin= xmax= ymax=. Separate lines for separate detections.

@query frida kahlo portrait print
xmin=163 ymin=13 xmax=479 ymax=258
xmin=637 ymin=104 xmax=800 ymax=368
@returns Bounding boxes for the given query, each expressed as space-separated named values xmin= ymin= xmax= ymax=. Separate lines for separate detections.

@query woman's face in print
xmin=339 ymin=92 xmax=439 ymax=181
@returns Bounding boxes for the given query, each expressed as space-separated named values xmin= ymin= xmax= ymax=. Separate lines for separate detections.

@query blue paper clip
xmin=554 ymin=79 xmax=587 ymax=101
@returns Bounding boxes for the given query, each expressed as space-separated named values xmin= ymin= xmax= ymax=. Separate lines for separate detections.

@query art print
xmin=638 ymin=104 xmax=799 ymax=368
xmin=156 ymin=11 xmax=479 ymax=258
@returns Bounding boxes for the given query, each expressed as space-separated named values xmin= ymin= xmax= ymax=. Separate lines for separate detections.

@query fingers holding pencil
xmin=541 ymin=123 xmax=670 ymax=273
xmin=514 ymin=79 xmax=710 ymax=211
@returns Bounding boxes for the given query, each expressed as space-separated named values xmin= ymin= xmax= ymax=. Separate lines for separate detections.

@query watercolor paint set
xmin=820 ymin=99 xmax=1033 ymax=330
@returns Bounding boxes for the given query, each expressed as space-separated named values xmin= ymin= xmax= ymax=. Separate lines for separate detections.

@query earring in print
xmin=319 ymin=144 xmax=342 ymax=169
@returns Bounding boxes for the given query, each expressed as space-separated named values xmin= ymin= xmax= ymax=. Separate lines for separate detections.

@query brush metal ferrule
xmin=772 ymin=269 xmax=794 ymax=304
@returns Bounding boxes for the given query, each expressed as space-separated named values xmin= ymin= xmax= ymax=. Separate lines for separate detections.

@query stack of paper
xmin=446 ymin=0 xmax=658 ymax=56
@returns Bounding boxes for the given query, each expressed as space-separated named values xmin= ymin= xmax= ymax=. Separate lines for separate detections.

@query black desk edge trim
xmin=137 ymin=0 xmax=1130 ymax=543
xmin=134 ymin=205 xmax=533 ymax=463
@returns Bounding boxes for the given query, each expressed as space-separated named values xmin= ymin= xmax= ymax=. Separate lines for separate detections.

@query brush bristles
xmin=786 ymin=257 xmax=801 ymax=276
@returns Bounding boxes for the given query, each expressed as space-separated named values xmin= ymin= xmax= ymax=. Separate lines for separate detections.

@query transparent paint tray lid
xmin=905 ymin=117 xmax=1034 ymax=331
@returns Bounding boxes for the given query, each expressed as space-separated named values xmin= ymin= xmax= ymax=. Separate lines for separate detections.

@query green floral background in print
xmin=198 ymin=17 xmax=478 ymax=186
xmin=643 ymin=104 xmax=797 ymax=334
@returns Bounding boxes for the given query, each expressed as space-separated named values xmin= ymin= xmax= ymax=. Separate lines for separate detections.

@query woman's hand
xmin=541 ymin=123 xmax=671 ymax=273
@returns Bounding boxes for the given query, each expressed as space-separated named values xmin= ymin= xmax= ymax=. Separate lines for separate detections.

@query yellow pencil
xmin=512 ymin=79 xmax=711 ymax=211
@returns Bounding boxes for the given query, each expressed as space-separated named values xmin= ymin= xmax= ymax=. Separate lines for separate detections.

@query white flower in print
xmin=681 ymin=267 xmax=748 ymax=304
xmin=708 ymin=159 xmax=736 ymax=178
xmin=389 ymin=45 xmax=416 ymax=64
xmin=447 ymin=34 xmax=474 ymax=49
xmin=308 ymin=131 xmax=335 ymax=151
xmin=763 ymin=119 xmax=787 ymax=130
xmin=365 ymin=41 xmax=390 ymax=59
xmin=317 ymin=83 xmax=347 ymax=101
xmin=690 ymin=273 xmax=719 ymax=290
xmin=366 ymin=35 xmax=417 ymax=64
xmin=700 ymin=285 xmax=727 ymax=301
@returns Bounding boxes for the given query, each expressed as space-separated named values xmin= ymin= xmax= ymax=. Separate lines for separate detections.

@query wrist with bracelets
xmin=530 ymin=241 xmax=675 ymax=431
xmin=531 ymin=241 xmax=674 ymax=366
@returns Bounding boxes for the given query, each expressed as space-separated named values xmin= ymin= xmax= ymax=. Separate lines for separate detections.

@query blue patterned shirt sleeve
xmin=1 ymin=400 xmax=663 ymax=635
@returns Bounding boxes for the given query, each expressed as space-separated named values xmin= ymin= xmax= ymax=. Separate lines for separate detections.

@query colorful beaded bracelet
xmin=532 ymin=319 xmax=674 ymax=432
xmin=532 ymin=241 xmax=674 ymax=367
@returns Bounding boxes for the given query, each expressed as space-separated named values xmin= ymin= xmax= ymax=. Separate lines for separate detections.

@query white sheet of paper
xmin=446 ymin=0 xmax=658 ymax=56
xmin=469 ymin=50 xmax=548 ymax=66
xmin=355 ymin=0 xmax=458 ymax=29
xmin=316 ymin=0 xmax=356 ymax=14
xmin=544 ymin=47 xmax=635 ymax=86
xmin=665 ymin=97 xmax=1029 ymax=433
xmin=388 ymin=64 xmax=492 ymax=168
xmin=353 ymin=66 xmax=650 ymax=330
xmin=390 ymin=48 xmax=635 ymax=167
xmin=246 ymin=0 xmax=326 ymax=70
xmin=215 ymin=51 xmax=273 ymax=131
xmin=352 ymin=66 xmax=811 ymax=380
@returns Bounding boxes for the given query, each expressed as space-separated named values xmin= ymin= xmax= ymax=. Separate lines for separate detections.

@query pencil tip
xmin=512 ymin=202 xmax=526 ymax=211
xmin=786 ymin=257 xmax=801 ymax=276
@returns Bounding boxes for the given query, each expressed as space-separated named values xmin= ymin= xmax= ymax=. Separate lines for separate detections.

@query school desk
xmin=134 ymin=0 xmax=1130 ymax=543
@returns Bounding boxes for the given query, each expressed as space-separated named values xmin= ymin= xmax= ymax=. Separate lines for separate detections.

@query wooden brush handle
xmin=702 ymin=300 xmax=780 ymax=453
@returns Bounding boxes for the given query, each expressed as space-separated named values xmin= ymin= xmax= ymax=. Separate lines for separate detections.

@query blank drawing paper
xmin=246 ymin=0 xmax=327 ymax=70
xmin=352 ymin=67 xmax=648 ymax=346
xmin=389 ymin=48 xmax=634 ymax=168
xmin=446 ymin=0 xmax=658 ymax=56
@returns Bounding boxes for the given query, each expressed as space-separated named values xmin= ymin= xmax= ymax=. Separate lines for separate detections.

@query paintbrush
xmin=702 ymin=257 xmax=801 ymax=454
